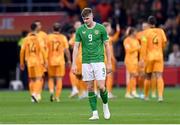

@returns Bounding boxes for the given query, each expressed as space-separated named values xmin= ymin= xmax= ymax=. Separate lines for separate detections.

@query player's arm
xmin=72 ymin=42 xmax=80 ymax=74
xmin=161 ymin=29 xmax=167 ymax=49
xmin=111 ymin=24 xmax=120 ymax=43
xmin=62 ymin=35 xmax=71 ymax=65
xmin=65 ymin=48 xmax=71 ymax=66
xmin=20 ymin=41 xmax=26 ymax=71
xmin=39 ymin=41 xmax=48 ymax=68
xmin=104 ymin=41 xmax=112 ymax=74
xmin=69 ymin=34 xmax=75 ymax=48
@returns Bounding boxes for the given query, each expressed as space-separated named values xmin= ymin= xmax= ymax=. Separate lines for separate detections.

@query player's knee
xmin=155 ymin=72 xmax=162 ymax=78
xmin=87 ymin=84 xmax=94 ymax=92
xmin=145 ymin=73 xmax=151 ymax=80
xmin=98 ymin=84 xmax=105 ymax=92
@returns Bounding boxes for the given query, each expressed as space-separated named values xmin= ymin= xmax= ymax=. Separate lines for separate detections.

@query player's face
xmin=82 ymin=14 xmax=93 ymax=26
xmin=35 ymin=22 xmax=42 ymax=31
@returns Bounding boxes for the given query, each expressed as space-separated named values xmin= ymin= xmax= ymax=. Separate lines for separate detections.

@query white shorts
xmin=82 ymin=62 xmax=106 ymax=81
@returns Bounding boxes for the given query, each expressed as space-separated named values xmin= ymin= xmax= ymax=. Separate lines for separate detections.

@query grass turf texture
xmin=0 ymin=88 xmax=180 ymax=124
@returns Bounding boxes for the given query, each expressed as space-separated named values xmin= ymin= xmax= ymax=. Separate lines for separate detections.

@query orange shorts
xmin=48 ymin=64 xmax=65 ymax=77
xmin=125 ymin=63 xmax=138 ymax=74
xmin=145 ymin=60 xmax=164 ymax=73
xmin=28 ymin=65 xmax=44 ymax=78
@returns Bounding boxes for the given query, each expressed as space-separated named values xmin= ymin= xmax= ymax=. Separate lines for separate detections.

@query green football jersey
xmin=75 ymin=23 xmax=109 ymax=63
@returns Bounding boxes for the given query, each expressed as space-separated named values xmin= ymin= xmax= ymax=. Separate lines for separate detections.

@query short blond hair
xmin=81 ymin=8 xmax=92 ymax=17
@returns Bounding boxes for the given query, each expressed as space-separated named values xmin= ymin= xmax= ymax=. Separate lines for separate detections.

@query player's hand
xmin=71 ymin=63 xmax=77 ymax=75
xmin=116 ymin=24 xmax=120 ymax=32
xmin=139 ymin=60 xmax=144 ymax=68
xmin=106 ymin=63 xmax=112 ymax=74
xmin=44 ymin=64 xmax=48 ymax=70
xmin=20 ymin=64 xmax=25 ymax=71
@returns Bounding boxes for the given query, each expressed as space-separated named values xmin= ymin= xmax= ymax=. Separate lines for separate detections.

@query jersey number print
xmin=52 ymin=39 xmax=60 ymax=52
xmin=88 ymin=34 xmax=92 ymax=42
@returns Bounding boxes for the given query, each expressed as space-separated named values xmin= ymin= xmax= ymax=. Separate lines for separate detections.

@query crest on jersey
xmin=82 ymin=31 xmax=86 ymax=34
xmin=94 ymin=30 xmax=99 ymax=35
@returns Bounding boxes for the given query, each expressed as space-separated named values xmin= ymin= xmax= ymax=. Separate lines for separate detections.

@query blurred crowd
xmin=0 ymin=0 xmax=180 ymax=61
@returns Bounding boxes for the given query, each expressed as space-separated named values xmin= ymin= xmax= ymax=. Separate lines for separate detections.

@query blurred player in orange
xmin=20 ymin=23 xmax=47 ymax=103
xmin=33 ymin=20 xmax=48 ymax=101
xmin=103 ymin=22 xmax=120 ymax=98
xmin=124 ymin=27 xmax=140 ymax=99
xmin=136 ymin=22 xmax=150 ymax=99
xmin=47 ymin=22 xmax=71 ymax=102
xmin=143 ymin=16 xmax=167 ymax=101
xmin=69 ymin=21 xmax=88 ymax=99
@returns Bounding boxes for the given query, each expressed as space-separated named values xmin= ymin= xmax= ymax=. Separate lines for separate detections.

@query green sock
xmin=100 ymin=89 xmax=108 ymax=104
xmin=88 ymin=92 xmax=97 ymax=111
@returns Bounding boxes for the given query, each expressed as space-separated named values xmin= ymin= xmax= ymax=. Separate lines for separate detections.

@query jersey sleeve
xmin=160 ymin=29 xmax=167 ymax=49
xmin=101 ymin=25 xmax=109 ymax=43
xmin=75 ymin=28 xmax=81 ymax=42
xmin=63 ymin=35 xmax=69 ymax=49
xmin=20 ymin=38 xmax=27 ymax=66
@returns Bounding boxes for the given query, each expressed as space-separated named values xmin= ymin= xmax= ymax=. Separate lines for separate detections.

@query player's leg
xmin=106 ymin=73 xmax=116 ymax=98
xmin=155 ymin=72 xmax=164 ymax=102
xmin=69 ymin=71 xmax=79 ymax=98
xmin=154 ymin=60 xmax=164 ymax=102
xmin=94 ymin=62 xmax=110 ymax=120
xmin=36 ymin=66 xmax=44 ymax=101
xmin=144 ymin=61 xmax=153 ymax=100
xmin=87 ymin=81 xmax=99 ymax=120
xmin=131 ymin=73 xmax=139 ymax=98
xmin=54 ymin=65 xmax=64 ymax=102
xmin=106 ymin=59 xmax=116 ymax=98
xmin=48 ymin=66 xmax=55 ymax=101
xmin=144 ymin=73 xmax=151 ymax=100
xmin=82 ymin=63 xmax=99 ymax=120
xmin=125 ymin=71 xmax=133 ymax=98
xmin=138 ymin=72 xmax=145 ymax=99
xmin=78 ymin=80 xmax=88 ymax=99
xmin=48 ymin=77 xmax=54 ymax=101
xmin=27 ymin=67 xmax=39 ymax=102
xmin=35 ymin=77 xmax=43 ymax=101
xmin=151 ymin=73 xmax=157 ymax=98
xmin=55 ymin=77 xmax=62 ymax=102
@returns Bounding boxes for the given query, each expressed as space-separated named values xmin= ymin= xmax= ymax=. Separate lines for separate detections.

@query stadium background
xmin=0 ymin=0 xmax=179 ymax=89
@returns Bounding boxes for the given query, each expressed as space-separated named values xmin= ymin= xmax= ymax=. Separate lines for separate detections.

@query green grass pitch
xmin=0 ymin=88 xmax=180 ymax=124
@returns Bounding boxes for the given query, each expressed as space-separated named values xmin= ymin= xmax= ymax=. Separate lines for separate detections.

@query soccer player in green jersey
xmin=72 ymin=8 xmax=112 ymax=120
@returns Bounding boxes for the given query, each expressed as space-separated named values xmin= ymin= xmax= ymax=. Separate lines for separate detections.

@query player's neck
xmin=31 ymin=31 xmax=37 ymax=35
xmin=53 ymin=31 xmax=59 ymax=34
xmin=86 ymin=21 xmax=96 ymax=29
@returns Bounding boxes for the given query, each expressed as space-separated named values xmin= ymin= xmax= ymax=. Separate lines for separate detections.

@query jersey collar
xmin=85 ymin=22 xmax=96 ymax=29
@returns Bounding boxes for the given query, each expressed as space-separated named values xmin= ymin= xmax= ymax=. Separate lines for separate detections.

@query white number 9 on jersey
xmin=88 ymin=34 xmax=92 ymax=42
